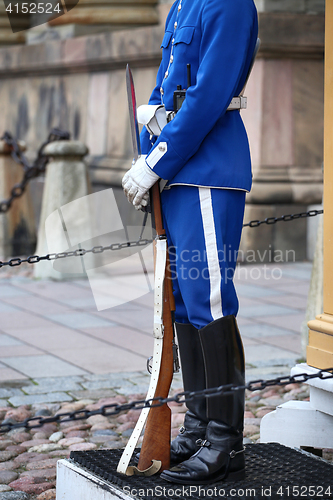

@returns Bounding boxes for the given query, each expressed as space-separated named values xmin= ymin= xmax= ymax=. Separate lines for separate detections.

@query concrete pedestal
xmin=56 ymin=459 xmax=132 ymax=500
xmin=34 ymin=140 xmax=93 ymax=280
xmin=260 ymin=363 xmax=333 ymax=449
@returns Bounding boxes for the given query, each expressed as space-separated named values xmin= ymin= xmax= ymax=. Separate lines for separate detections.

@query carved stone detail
xmin=48 ymin=0 xmax=159 ymax=31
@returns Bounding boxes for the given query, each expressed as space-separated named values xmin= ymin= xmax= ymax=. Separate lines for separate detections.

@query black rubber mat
xmin=70 ymin=443 xmax=333 ymax=499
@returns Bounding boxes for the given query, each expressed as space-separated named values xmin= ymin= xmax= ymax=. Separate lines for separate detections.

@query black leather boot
xmin=136 ymin=323 xmax=207 ymax=466
xmin=168 ymin=323 xmax=208 ymax=465
xmin=161 ymin=315 xmax=245 ymax=484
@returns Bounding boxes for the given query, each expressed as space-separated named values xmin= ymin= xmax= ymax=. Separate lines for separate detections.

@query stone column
xmin=301 ymin=214 xmax=323 ymax=357
xmin=307 ymin=0 xmax=333 ymax=370
xmin=240 ymin=0 xmax=325 ymax=263
xmin=34 ymin=140 xmax=94 ymax=280
xmin=260 ymin=0 xmax=333 ymax=453
xmin=0 ymin=140 xmax=36 ymax=259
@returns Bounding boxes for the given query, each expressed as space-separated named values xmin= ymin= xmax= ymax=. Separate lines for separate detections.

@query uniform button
xmin=172 ymin=38 xmax=175 ymax=44
xmin=174 ymin=21 xmax=177 ymax=29
xmin=178 ymin=2 xmax=181 ymax=11
xmin=160 ymin=87 xmax=164 ymax=95
xmin=159 ymin=144 xmax=166 ymax=152
xmin=170 ymin=55 xmax=174 ymax=63
xmin=165 ymin=70 xmax=169 ymax=78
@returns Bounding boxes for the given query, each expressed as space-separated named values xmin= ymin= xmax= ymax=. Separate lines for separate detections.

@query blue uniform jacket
xmin=140 ymin=0 xmax=258 ymax=192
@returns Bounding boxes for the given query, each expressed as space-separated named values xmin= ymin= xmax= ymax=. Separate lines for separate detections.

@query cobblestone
xmin=5 ymin=447 xmax=25 ymax=455
xmin=48 ymin=433 xmax=63 ymax=443
xmin=0 ymin=470 xmax=19 ymax=484
xmin=62 ymin=424 xmax=90 ymax=434
xmin=0 ymin=461 xmax=19 ymax=471
xmin=0 ymin=484 xmax=12 ymax=491
xmin=20 ymin=440 xmax=49 ymax=450
xmin=65 ymin=430 xmax=88 ymax=439
xmin=4 ymin=409 xmax=31 ymax=423
xmin=0 ymin=442 xmax=13 ymax=451
xmin=20 ymin=470 xmax=56 ymax=481
xmin=57 ymin=437 xmax=84 ymax=447
xmin=11 ymin=434 xmax=33 ymax=444
xmin=27 ymin=444 xmax=62 ymax=454
xmin=25 ymin=459 xmax=58 ymax=471
xmin=36 ymin=490 xmax=56 ymax=500
xmin=68 ymin=442 xmax=97 ymax=452
xmin=0 ymin=492 xmax=30 ymax=499
xmin=0 ymin=452 xmax=18 ymax=462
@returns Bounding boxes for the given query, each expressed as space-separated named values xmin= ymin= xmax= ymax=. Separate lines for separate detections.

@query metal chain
xmin=243 ymin=209 xmax=323 ymax=228
xmin=0 ymin=208 xmax=323 ymax=269
xmin=0 ymin=238 xmax=153 ymax=269
xmin=1 ymin=368 xmax=332 ymax=434
xmin=0 ymin=129 xmax=70 ymax=214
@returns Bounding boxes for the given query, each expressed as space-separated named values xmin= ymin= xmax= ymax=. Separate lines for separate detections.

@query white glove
xmin=122 ymin=155 xmax=159 ymax=210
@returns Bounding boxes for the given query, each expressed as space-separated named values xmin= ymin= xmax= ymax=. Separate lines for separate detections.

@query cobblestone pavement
xmin=1 ymin=376 xmax=332 ymax=500
xmin=0 ymin=260 xmax=329 ymax=498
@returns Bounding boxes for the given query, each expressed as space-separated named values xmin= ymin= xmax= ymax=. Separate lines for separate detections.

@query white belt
xmin=227 ymin=96 xmax=247 ymax=111
xmin=138 ymin=96 xmax=247 ymax=137
xmin=117 ymin=237 xmax=167 ymax=476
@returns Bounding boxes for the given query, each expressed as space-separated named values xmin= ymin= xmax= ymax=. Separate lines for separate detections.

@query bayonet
xmin=126 ymin=64 xmax=141 ymax=161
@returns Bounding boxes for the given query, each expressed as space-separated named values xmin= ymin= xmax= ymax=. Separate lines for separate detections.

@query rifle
xmin=117 ymin=66 xmax=176 ymax=476
xmin=137 ymin=182 xmax=175 ymax=473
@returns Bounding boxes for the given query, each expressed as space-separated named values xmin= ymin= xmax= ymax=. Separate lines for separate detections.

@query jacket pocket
xmin=161 ymin=31 xmax=173 ymax=49
xmin=174 ymin=26 xmax=195 ymax=45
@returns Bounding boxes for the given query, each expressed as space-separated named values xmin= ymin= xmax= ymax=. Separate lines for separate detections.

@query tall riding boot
xmin=161 ymin=315 xmax=245 ymax=484
xmin=169 ymin=323 xmax=208 ymax=465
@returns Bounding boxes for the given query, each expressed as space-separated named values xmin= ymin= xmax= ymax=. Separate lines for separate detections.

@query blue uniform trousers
xmin=161 ymin=186 xmax=245 ymax=330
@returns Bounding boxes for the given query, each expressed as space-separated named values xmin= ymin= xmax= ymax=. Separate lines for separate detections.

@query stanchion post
xmin=0 ymin=139 xmax=36 ymax=259
xmin=34 ymin=140 xmax=93 ymax=280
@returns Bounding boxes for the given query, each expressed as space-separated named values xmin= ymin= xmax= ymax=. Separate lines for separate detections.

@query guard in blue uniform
xmin=123 ymin=0 xmax=258 ymax=485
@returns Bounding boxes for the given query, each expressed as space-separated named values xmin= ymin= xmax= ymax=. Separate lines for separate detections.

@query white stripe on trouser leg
xmin=199 ymin=187 xmax=223 ymax=320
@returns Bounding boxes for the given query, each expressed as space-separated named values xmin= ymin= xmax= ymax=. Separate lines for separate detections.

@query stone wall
xmin=254 ymin=0 xmax=324 ymax=13
xmin=0 ymin=1 xmax=325 ymax=260
xmin=240 ymin=5 xmax=324 ymax=262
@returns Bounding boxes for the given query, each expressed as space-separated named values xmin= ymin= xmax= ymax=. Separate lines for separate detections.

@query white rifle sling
xmin=117 ymin=238 xmax=167 ymax=475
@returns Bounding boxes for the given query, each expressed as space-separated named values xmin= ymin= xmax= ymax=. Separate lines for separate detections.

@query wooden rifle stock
xmin=137 ymin=182 xmax=175 ymax=472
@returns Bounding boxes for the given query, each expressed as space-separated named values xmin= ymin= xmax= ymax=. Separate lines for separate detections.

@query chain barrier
xmin=0 ymin=368 xmax=332 ymax=434
xmin=0 ymin=129 xmax=70 ymax=214
xmin=0 ymin=238 xmax=153 ymax=269
xmin=242 ymin=209 xmax=323 ymax=228
xmin=0 ymin=131 xmax=324 ymax=268
xmin=0 ymin=208 xmax=323 ymax=270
